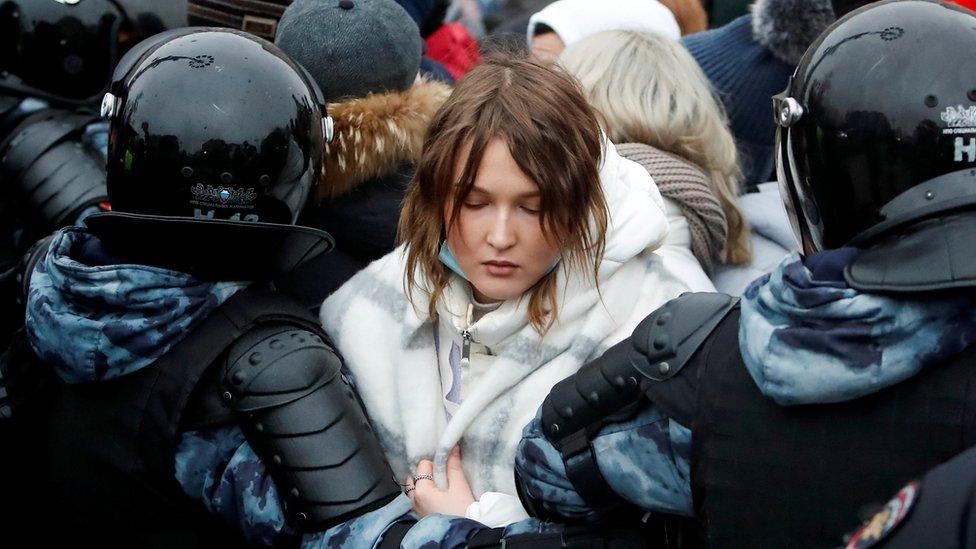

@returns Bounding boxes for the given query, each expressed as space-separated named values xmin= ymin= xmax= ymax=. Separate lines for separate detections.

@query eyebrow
xmin=470 ymin=185 xmax=541 ymax=198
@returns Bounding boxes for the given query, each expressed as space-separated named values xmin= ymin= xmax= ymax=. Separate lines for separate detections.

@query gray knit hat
xmin=275 ymin=0 xmax=423 ymax=103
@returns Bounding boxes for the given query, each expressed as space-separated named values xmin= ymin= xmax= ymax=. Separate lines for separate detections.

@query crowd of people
xmin=2 ymin=0 xmax=976 ymax=547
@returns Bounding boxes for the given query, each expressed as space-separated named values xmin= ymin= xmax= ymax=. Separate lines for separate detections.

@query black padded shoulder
xmin=531 ymin=292 xmax=738 ymax=517
xmin=0 ymin=109 xmax=106 ymax=230
xmin=630 ymin=292 xmax=739 ymax=382
xmin=224 ymin=325 xmax=399 ymax=532
xmin=541 ymin=292 xmax=738 ymax=449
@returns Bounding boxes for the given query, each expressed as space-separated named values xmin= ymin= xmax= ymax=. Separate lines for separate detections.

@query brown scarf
xmin=616 ymin=142 xmax=728 ymax=272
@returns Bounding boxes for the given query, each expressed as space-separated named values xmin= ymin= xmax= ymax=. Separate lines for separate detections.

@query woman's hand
xmin=406 ymin=446 xmax=475 ymax=518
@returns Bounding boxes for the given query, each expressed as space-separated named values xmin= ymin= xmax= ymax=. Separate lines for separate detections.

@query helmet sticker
xmin=190 ymin=183 xmax=257 ymax=209
xmin=941 ymin=105 xmax=976 ymax=130
xmin=942 ymin=106 xmax=976 ymax=162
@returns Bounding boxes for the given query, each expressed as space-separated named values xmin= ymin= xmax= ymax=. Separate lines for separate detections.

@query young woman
xmin=318 ymin=53 xmax=714 ymax=530
xmin=559 ymin=30 xmax=752 ymax=277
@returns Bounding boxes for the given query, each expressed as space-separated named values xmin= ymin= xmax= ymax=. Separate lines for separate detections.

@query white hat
xmin=527 ymin=0 xmax=681 ymax=47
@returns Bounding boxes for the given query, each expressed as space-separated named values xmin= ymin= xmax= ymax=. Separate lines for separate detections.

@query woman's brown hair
xmin=398 ymin=53 xmax=608 ymax=334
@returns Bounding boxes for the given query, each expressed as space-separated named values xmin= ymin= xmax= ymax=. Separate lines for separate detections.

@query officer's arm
xmin=177 ymin=426 xmax=418 ymax=548
xmin=222 ymin=325 xmax=401 ymax=532
xmin=176 ymin=325 xmax=403 ymax=546
xmin=514 ymin=293 xmax=738 ymax=522
xmin=175 ymin=426 xmax=288 ymax=547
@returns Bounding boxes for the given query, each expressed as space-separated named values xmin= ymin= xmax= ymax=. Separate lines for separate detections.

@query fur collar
xmin=320 ymin=79 xmax=452 ymax=199
xmin=751 ymin=0 xmax=835 ymax=66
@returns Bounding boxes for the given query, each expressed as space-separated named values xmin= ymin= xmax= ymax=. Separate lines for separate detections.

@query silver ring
xmin=404 ymin=486 xmax=416 ymax=495
xmin=413 ymin=473 xmax=434 ymax=483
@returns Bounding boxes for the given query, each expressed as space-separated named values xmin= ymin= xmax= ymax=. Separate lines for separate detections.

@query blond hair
xmin=398 ymin=54 xmax=608 ymax=334
xmin=560 ymin=30 xmax=751 ymax=264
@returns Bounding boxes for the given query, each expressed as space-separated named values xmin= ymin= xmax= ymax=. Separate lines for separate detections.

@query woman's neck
xmin=469 ymin=286 xmax=503 ymax=324
xmin=471 ymin=286 xmax=502 ymax=306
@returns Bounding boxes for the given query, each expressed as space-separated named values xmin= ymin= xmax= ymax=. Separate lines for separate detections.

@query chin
xmin=471 ymin=280 xmax=529 ymax=302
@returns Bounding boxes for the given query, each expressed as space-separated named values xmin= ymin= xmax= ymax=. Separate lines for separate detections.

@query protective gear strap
xmin=224 ymin=326 xmax=400 ymax=532
xmin=535 ymin=293 xmax=738 ymax=516
xmin=376 ymin=521 xmax=416 ymax=549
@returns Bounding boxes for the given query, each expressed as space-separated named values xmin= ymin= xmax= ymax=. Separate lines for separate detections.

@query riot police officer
xmin=0 ymin=0 xmax=186 ymax=344
xmin=13 ymin=28 xmax=398 ymax=546
xmin=512 ymin=1 xmax=976 ymax=547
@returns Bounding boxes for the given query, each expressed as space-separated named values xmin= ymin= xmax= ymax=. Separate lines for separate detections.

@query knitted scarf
xmin=616 ymin=142 xmax=728 ymax=272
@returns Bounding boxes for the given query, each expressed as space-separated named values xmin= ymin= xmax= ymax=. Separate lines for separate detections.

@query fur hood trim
xmin=320 ymin=78 xmax=453 ymax=199
xmin=751 ymin=0 xmax=836 ymax=66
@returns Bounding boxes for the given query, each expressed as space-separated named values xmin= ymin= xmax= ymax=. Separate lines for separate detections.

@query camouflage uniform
xmin=177 ymin=423 xmax=568 ymax=547
xmin=515 ymin=248 xmax=976 ymax=519
xmin=24 ymin=228 xmax=560 ymax=546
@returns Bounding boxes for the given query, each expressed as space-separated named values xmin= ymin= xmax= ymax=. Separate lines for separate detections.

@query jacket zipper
xmin=460 ymin=303 xmax=473 ymax=369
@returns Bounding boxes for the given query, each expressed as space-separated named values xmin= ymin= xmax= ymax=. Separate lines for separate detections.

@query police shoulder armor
xmin=0 ymin=109 xmax=107 ymax=232
xmin=529 ymin=292 xmax=738 ymax=516
xmin=223 ymin=324 xmax=400 ymax=532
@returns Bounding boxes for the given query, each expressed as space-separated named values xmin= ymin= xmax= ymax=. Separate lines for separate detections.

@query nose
xmin=486 ymin=209 xmax=517 ymax=251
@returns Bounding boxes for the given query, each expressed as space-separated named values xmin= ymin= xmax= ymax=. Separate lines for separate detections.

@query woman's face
xmin=445 ymin=138 xmax=560 ymax=304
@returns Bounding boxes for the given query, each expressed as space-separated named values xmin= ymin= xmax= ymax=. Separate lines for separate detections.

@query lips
xmin=483 ymin=260 xmax=519 ymax=276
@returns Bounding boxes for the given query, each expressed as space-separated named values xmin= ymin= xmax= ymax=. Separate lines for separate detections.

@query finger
xmin=446 ymin=447 xmax=469 ymax=488
xmin=415 ymin=459 xmax=434 ymax=482
xmin=416 ymin=459 xmax=434 ymax=474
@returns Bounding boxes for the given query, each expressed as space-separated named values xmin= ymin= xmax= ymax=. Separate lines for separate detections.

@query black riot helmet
xmin=774 ymin=0 xmax=976 ymax=292
xmin=86 ymin=27 xmax=334 ymax=280
xmin=0 ymin=0 xmax=186 ymax=106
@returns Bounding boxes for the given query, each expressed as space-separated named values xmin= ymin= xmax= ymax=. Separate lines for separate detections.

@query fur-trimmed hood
xmin=320 ymin=78 xmax=452 ymax=199
xmin=752 ymin=0 xmax=836 ymax=65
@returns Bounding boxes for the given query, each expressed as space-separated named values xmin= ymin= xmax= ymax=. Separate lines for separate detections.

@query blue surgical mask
xmin=439 ymin=240 xmax=470 ymax=281
xmin=438 ymin=240 xmax=560 ymax=282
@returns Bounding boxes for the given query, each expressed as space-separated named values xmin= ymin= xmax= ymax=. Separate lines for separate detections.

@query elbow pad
xmin=223 ymin=325 xmax=400 ymax=532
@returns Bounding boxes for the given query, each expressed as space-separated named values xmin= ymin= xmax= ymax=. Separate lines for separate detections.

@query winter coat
xmin=315 ymin=139 xmax=714 ymax=533
xmin=711 ymin=181 xmax=797 ymax=294
xmin=132 ymin=137 xmax=709 ymax=546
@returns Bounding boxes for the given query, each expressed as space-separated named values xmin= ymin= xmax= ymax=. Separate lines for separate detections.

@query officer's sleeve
xmin=175 ymin=426 xmax=287 ymax=547
xmin=590 ymin=408 xmax=694 ymax=516
xmin=515 ymin=404 xmax=694 ymax=520
xmin=176 ymin=426 xmax=417 ymax=548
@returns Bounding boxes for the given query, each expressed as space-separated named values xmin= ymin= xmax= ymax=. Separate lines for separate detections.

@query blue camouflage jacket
xmin=515 ymin=248 xmax=976 ymax=520
xmin=27 ymin=227 xmax=555 ymax=547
